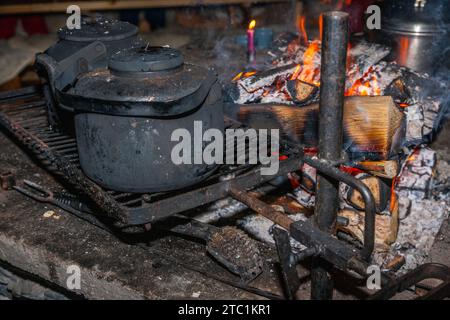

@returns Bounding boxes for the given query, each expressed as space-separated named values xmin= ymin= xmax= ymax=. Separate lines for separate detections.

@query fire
xmin=232 ymin=71 xmax=256 ymax=82
xmin=249 ymin=20 xmax=256 ymax=30
xmin=345 ymin=67 xmax=382 ymax=96
xmin=298 ymin=40 xmax=321 ymax=85
xmin=290 ymin=64 xmax=301 ymax=80
xmin=232 ymin=72 xmax=243 ymax=82
xmin=297 ymin=15 xmax=308 ymax=45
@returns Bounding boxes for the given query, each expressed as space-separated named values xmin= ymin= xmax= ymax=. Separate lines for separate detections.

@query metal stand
xmin=311 ymin=11 xmax=349 ymax=300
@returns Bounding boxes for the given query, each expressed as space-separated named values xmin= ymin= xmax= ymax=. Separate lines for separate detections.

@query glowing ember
xmin=345 ymin=66 xmax=382 ymax=96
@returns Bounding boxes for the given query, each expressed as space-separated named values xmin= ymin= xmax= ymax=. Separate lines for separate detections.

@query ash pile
xmin=218 ymin=34 xmax=450 ymax=273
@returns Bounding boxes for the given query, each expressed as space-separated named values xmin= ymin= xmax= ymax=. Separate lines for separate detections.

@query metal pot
xmin=368 ymin=0 xmax=450 ymax=73
xmin=35 ymin=16 xmax=141 ymax=128
xmin=57 ymin=46 xmax=224 ymax=193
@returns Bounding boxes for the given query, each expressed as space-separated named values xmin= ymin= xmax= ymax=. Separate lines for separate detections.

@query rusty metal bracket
xmin=369 ymin=263 xmax=450 ymax=300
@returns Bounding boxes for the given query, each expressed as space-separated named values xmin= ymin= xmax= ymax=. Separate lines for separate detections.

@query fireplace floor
xmin=0 ymin=110 xmax=448 ymax=300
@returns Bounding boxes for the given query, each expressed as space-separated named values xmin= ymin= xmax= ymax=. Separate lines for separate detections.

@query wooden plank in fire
xmin=237 ymin=96 xmax=405 ymax=160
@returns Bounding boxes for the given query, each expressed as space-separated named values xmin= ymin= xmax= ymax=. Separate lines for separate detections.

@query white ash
xmin=237 ymin=212 xmax=308 ymax=251
xmin=405 ymin=100 xmax=442 ymax=144
xmin=372 ymin=147 xmax=447 ymax=272
xmin=345 ymin=42 xmax=391 ymax=89
xmin=376 ymin=62 xmax=404 ymax=92
xmin=374 ymin=199 xmax=448 ymax=272
xmin=194 ymin=198 xmax=247 ymax=224
xmin=396 ymin=147 xmax=436 ymax=198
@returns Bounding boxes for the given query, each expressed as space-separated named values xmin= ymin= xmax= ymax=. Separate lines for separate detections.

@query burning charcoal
xmin=337 ymin=209 xmax=398 ymax=252
xmin=396 ymin=147 xmax=436 ymax=199
xmin=345 ymin=41 xmax=390 ymax=90
xmin=384 ymin=77 xmax=413 ymax=105
xmin=286 ymin=79 xmax=318 ymax=105
xmin=341 ymin=173 xmax=390 ymax=212
xmin=232 ymin=64 xmax=299 ymax=105
xmin=238 ymin=64 xmax=298 ymax=93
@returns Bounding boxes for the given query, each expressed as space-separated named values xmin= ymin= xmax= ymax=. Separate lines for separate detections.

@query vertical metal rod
xmin=311 ymin=11 xmax=349 ymax=300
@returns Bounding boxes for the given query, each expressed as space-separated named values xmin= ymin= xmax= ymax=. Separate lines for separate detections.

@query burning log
xmin=342 ymin=174 xmax=390 ymax=212
xmin=337 ymin=209 xmax=398 ymax=251
xmin=238 ymin=64 xmax=298 ymax=93
xmin=237 ymin=95 xmax=405 ymax=160
xmin=286 ymin=79 xmax=318 ymax=104
xmin=355 ymin=160 xmax=399 ymax=179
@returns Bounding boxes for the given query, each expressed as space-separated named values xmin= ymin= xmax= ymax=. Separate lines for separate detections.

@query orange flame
xmin=290 ymin=64 xmax=301 ymax=80
xmin=249 ymin=20 xmax=256 ymax=30
xmin=297 ymin=15 xmax=308 ymax=45
xmin=231 ymin=71 xmax=256 ymax=82
xmin=345 ymin=66 xmax=382 ymax=96
xmin=299 ymin=41 xmax=320 ymax=85
xmin=232 ymin=72 xmax=243 ymax=82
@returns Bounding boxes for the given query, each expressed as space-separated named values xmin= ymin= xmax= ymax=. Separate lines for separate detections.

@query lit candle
xmin=247 ymin=20 xmax=256 ymax=63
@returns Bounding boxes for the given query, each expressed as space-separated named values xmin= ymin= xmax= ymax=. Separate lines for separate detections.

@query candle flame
xmin=249 ymin=20 xmax=256 ymax=30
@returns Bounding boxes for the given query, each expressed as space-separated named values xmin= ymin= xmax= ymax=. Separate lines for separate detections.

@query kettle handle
xmin=35 ymin=41 xmax=108 ymax=92
xmin=53 ymin=41 xmax=108 ymax=90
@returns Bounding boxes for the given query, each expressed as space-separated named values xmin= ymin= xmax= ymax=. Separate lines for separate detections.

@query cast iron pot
xmin=35 ymin=16 xmax=141 ymax=128
xmin=368 ymin=0 xmax=450 ymax=73
xmin=57 ymin=46 xmax=224 ymax=193
xmin=36 ymin=16 xmax=139 ymax=87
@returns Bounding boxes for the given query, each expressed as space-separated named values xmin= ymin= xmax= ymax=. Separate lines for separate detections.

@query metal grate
xmin=0 ymin=86 xmax=304 ymax=226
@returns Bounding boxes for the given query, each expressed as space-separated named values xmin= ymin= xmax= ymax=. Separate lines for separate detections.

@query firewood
xmin=356 ymin=160 xmax=399 ymax=179
xmin=337 ymin=209 xmax=398 ymax=251
xmin=343 ymin=173 xmax=390 ymax=212
xmin=286 ymin=79 xmax=318 ymax=104
xmin=237 ymin=96 xmax=405 ymax=160
xmin=239 ymin=64 xmax=298 ymax=93
xmin=387 ymin=192 xmax=399 ymax=244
